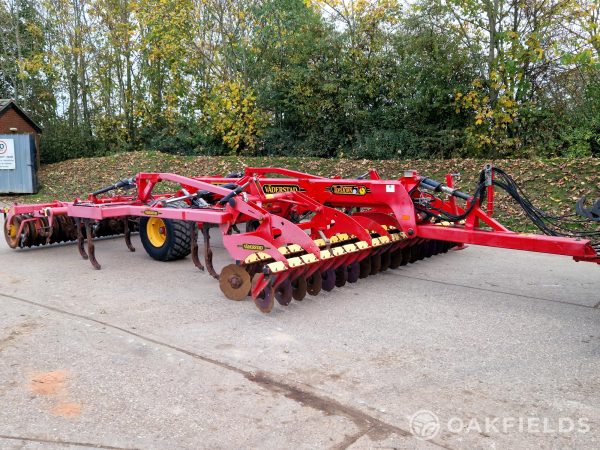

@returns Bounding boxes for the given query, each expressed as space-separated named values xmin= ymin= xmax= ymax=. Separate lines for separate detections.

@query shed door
xmin=0 ymin=134 xmax=38 ymax=194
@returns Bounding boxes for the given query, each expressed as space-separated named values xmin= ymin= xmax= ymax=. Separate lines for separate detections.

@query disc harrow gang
xmin=3 ymin=164 xmax=598 ymax=313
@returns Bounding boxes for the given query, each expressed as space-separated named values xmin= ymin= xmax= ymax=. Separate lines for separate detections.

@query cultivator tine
xmin=202 ymin=224 xmax=219 ymax=279
xmin=85 ymin=220 xmax=101 ymax=270
xmin=75 ymin=218 xmax=88 ymax=260
xmin=190 ymin=224 xmax=204 ymax=271
xmin=124 ymin=217 xmax=136 ymax=252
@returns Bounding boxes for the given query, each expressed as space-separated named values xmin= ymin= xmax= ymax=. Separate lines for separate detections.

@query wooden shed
xmin=0 ymin=99 xmax=42 ymax=169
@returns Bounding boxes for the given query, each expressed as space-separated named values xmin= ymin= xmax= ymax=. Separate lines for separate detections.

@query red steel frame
xmin=3 ymin=165 xmax=598 ymax=301
xmin=193 ymin=167 xmax=599 ymax=263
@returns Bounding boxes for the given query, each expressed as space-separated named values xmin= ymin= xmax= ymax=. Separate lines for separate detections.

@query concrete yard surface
xmin=0 ymin=220 xmax=599 ymax=449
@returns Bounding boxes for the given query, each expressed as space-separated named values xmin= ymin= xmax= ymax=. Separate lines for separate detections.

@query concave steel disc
xmin=219 ymin=264 xmax=251 ymax=301
xmin=292 ymin=276 xmax=307 ymax=301
xmin=306 ymin=271 xmax=322 ymax=296
xmin=322 ymin=268 xmax=336 ymax=292
xmin=275 ymin=279 xmax=293 ymax=306
xmin=252 ymin=273 xmax=274 ymax=313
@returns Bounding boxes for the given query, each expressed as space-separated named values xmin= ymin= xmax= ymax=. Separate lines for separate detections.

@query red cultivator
xmin=3 ymin=165 xmax=599 ymax=312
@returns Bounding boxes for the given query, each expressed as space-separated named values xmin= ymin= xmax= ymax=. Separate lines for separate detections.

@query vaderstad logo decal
xmin=240 ymin=243 xmax=268 ymax=251
xmin=329 ymin=185 xmax=370 ymax=196
xmin=143 ymin=209 xmax=161 ymax=216
xmin=262 ymin=184 xmax=302 ymax=194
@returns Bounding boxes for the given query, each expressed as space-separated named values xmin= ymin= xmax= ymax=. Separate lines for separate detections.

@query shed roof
xmin=0 ymin=99 xmax=43 ymax=133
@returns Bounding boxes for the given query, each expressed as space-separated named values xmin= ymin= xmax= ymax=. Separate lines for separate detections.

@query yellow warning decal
xmin=328 ymin=184 xmax=370 ymax=196
xmin=262 ymin=184 xmax=302 ymax=194
xmin=240 ymin=243 xmax=268 ymax=251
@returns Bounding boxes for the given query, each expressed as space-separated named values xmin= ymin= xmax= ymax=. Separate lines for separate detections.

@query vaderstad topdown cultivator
xmin=3 ymin=165 xmax=600 ymax=312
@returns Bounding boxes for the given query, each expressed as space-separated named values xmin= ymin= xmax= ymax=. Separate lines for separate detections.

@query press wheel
xmin=347 ymin=262 xmax=360 ymax=283
xmin=359 ymin=257 xmax=371 ymax=278
xmin=380 ymin=251 xmax=391 ymax=271
xmin=401 ymin=247 xmax=412 ymax=265
xmin=409 ymin=245 xmax=420 ymax=263
xmin=370 ymin=253 xmax=382 ymax=274
xmin=390 ymin=250 xmax=403 ymax=269
xmin=423 ymin=241 xmax=435 ymax=258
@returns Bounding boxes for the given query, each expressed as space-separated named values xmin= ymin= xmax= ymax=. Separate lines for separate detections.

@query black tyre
xmin=140 ymin=202 xmax=193 ymax=261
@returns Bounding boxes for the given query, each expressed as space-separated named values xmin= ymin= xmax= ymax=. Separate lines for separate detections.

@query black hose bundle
xmin=413 ymin=166 xmax=599 ymax=244
xmin=489 ymin=167 xmax=600 ymax=241
xmin=414 ymin=182 xmax=486 ymax=222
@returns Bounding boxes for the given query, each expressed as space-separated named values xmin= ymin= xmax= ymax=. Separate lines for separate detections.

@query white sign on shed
xmin=0 ymin=138 xmax=15 ymax=170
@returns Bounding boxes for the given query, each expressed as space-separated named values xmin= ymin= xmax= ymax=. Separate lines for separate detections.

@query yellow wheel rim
xmin=8 ymin=223 xmax=17 ymax=239
xmin=147 ymin=217 xmax=167 ymax=247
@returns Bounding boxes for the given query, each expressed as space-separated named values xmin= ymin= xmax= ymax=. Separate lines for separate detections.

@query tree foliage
xmin=0 ymin=0 xmax=599 ymax=162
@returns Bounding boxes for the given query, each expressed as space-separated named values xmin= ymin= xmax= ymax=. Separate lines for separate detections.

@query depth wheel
xmin=139 ymin=201 xmax=193 ymax=261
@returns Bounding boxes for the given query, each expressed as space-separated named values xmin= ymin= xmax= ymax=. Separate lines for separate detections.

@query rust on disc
xmin=219 ymin=264 xmax=251 ymax=301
